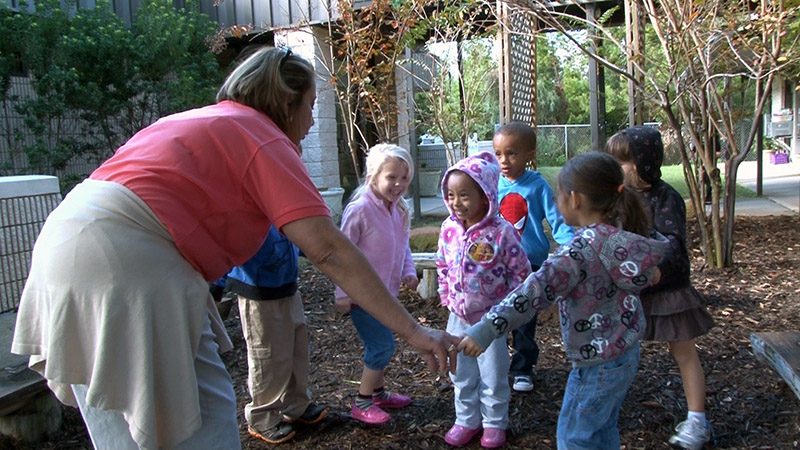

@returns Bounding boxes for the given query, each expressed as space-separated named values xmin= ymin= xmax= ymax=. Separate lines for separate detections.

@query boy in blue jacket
xmin=494 ymin=122 xmax=574 ymax=392
xmin=225 ymin=226 xmax=326 ymax=444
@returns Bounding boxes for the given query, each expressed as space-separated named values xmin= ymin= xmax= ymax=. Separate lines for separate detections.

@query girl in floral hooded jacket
xmin=435 ymin=151 xmax=531 ymax=448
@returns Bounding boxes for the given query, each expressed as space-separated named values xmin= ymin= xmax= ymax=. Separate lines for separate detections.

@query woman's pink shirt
xmin=91 ymin=101 xmax=330 ymax=280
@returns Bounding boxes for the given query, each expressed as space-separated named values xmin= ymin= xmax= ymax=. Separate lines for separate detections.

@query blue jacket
xmin=498 ymin=170 xmax=574 ymax=267
xmin=224 ymin=226 xmax=299 ymax=300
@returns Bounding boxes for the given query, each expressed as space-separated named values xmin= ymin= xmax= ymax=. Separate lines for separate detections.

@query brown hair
xmin=495 ymin=122 xmax=537 ymax=169
xmin=557 ymin=152 xmax=649 ymax=236
xmin=604 ymin=130 xmax=650 ymax=190
xmin=604 ymin=130 xmax=633 ymax=162
xmin=216 ymin=47 xmax=315 ymax=133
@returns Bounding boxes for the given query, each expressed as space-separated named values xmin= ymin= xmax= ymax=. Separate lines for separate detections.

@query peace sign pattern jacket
xmin=467 ymin=223 xmax=669 ymax=367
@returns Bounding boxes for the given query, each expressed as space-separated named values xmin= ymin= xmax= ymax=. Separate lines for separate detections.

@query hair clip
xmin=279 ymin=47 xmax=293 ymax=66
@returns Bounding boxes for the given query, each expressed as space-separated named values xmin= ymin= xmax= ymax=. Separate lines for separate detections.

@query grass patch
xmin=411 ymin=215 xmax=445 ymax=229
xmin=539 ymin=165 xmax=755 ymax=199
xmin=409 ymin=232 xmax=439 ymax=252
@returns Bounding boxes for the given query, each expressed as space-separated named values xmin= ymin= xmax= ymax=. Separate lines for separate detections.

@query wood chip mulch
xmin=2 ymin=215 xmax=798 ymax=449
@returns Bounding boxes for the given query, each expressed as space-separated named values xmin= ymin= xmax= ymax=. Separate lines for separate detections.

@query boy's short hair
xmin=495 ymin=122 xmax=537 ymax=153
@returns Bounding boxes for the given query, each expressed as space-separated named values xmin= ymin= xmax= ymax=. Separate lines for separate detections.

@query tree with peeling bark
xmin=317 ymin=0 xmax=426 ymax=182
xmin=496 ymin=0 xmax=797 ymax=267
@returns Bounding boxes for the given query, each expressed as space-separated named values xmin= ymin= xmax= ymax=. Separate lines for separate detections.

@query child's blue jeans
xmin=556 ymin=342 xmax=640 ymax=450
xmin=349 ymin=305 xmax=395 ymax=370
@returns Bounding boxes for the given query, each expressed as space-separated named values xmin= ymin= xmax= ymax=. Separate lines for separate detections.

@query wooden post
xmin=587 ymin=3 xmax=606 ymax=151
xmin=625 ymin=0 xmax=645 ymax=127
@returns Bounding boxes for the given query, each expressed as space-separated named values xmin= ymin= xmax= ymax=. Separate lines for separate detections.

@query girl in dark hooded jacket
xmin=605 ymin=127 xmax=714 ymax=450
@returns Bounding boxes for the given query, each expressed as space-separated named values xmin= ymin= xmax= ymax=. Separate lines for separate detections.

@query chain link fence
xmin=419 ymin=120 xmax=762 ymax=169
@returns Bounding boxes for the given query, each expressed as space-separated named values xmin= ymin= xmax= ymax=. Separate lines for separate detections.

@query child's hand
xmin=403 ymin=275 xmax=419 ymax=290
xmin=456 ymin=336 xmax=485 ymax=358
xmin=334 ymin=296 xmax=353 ymax=313
xmin=650 ymin=267 xmax=661 ymax=286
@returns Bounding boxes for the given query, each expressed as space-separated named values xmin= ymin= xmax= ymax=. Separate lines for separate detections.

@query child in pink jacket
xmin=436 ymin=151 xmax=531 ymax=448
xmin=334 ymin=144 xmax=418 ymax=425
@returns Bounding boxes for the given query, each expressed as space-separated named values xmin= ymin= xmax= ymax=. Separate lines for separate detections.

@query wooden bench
xmin=412 ymin=252 xmax=438 ymax=299
xmin=750 ymin=331 xmax=800 ymax=401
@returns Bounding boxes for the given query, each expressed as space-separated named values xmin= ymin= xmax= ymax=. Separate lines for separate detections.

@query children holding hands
xmin=457 ymin=152 xmax=669 ymax=449
xmin=436 ymin=151 xmax=532 ymax=448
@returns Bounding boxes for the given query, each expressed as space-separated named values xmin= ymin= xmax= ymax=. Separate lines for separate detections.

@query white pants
xmin=447 ymin=313 xmax=510 ymax=429
xmin=71 ymin=314 xmax=241 ymax=450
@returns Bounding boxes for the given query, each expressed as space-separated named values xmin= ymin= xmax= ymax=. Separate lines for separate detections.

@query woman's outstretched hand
xmin=405 ymin=324 xmax=460 ymax=374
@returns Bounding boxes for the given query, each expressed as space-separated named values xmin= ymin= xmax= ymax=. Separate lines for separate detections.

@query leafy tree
xmin=503 ymin=0 xmax=798 ymax=267
xmin=319 ymin=0 xmax=424 ymax=180
xmin=0 ymin=0 xmax=221 ymax=189
xmin=405 ymin=0 xmax=496 ymax=165
xmin=535 ymin=34 xmax=568 ymax=125
xmin=414 ymin=38 xmax=498 ymax=145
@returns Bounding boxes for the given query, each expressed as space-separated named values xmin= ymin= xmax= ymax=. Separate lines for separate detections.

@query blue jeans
xmin=556 ymin=342 xmax=640 ymax=450
xmin=510 ymin=312 xmax=539 ymax=377
xmin=349 ymin=306 xmax=395 ymax=370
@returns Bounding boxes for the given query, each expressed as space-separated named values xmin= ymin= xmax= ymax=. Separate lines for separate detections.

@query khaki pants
xmin=238 ymin=292 xmax=311 ymax=430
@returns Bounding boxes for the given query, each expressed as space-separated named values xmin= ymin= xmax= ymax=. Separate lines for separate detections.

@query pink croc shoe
xmin=351 ymin=403 xmax=390 ymax=425
xmin=444 ymin=424 xmax=481 ymax=447
xmin=480 ymin=427 xmax=506 ymax=448
xmin=372 ymin=392 xmax=411 ymax=409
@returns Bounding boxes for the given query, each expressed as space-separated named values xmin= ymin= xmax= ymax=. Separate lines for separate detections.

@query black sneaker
xmin=248 ymin=422 xmax=296 ymax=445
xmin=288 ymin=402 xmax=328 ymax=425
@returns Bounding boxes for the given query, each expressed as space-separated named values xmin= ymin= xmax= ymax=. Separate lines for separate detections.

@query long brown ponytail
xmin=557 ymin=152 xmax=650 ymax=236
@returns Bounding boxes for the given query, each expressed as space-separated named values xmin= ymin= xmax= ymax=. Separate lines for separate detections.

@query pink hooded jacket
xmin=334 ymin=187 xmax=415 ymax=299
xmin=435 ymin=151 xmax=532 ymax=324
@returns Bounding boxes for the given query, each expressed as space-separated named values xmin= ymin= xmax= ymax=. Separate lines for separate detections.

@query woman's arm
xmin=282 ymin=216 xmax=458 ymax=373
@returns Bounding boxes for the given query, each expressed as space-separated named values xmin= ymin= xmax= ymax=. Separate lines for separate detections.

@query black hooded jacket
xmin=626 ymin=126 xmax=691 ymax=292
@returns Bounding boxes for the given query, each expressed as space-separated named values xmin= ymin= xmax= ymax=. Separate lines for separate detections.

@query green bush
xmin=0 ymin=0 xmax=221 ymax=189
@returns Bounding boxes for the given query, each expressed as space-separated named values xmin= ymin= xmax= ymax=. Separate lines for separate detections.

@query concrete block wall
xmin=0 ymin=176 xmax=61 ymax=313
xmin=275 ymin=27 xmax=345 ymax=221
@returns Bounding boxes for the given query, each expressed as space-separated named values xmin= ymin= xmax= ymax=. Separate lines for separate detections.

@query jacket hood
xmin=441 ymin=151 xmax=500 ymax=227
xmin=626 ymin=126 xmax=664 ymax=184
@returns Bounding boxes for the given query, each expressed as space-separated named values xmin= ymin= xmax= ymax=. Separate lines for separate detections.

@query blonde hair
xmin=350 ymin=143 xmax=414 ymax=227
xmin=216 ymin=47 xmax=315 ymax=133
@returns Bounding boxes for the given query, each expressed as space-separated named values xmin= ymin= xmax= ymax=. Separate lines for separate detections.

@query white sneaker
xmin=512 ymin=375 xmax=534 ymax=392
xmin=668 ymin=416 xmax=712 ymax=450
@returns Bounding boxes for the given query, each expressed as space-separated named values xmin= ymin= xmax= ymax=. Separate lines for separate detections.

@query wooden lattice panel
xmin=498 ymin=2 xmax=537 ymax=127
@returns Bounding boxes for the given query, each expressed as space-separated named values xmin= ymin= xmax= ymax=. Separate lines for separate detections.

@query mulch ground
xmin=2 ymin=215 xmax=799 ymax=449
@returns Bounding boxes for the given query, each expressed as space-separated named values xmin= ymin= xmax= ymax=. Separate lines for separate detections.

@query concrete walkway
xmin=417 ymin=157 xmax=799 ymax=218
xmin=734 ymin=158 xmax=799 ymax=215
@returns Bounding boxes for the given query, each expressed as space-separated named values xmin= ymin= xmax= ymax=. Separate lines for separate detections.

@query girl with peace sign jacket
xmin=458 ymin=152 xmax=669 ymax=449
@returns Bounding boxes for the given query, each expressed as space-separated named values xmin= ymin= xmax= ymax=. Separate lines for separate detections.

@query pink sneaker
xmin=372 ymin=392 xmax=411 ymax=409
xmin=480 ymin=427 xmax=506 ymax=448
xmin=444 ymin=424 xmax=481 ymax=447
xmin=351 ymin=403 xmax=390 ymax=424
